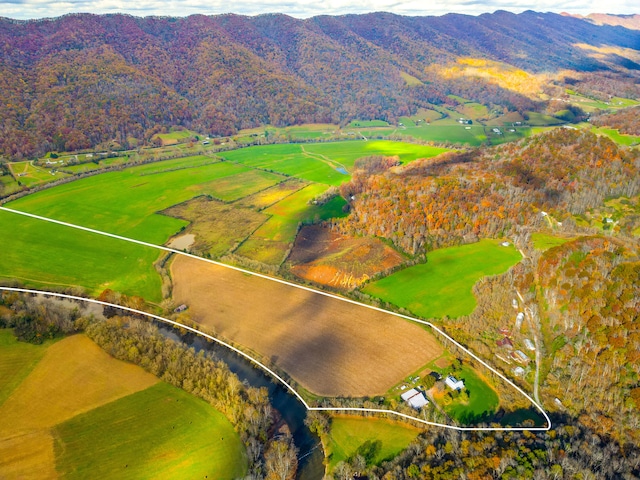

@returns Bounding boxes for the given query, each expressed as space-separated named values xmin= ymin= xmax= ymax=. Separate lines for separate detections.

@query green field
xmin=326 ymin=417 xmax=420 ymax=469
xmin=531 ymin=233 xmax=574 ymax=251
xmin=55 ymin=382 xmax=246 ymax=479
xmin=8 ymin=161 xmax=70 ymax=188
xmin=7 ymin=156 xmax=284 ymax=244
xmin=443 ymin=365 xmax=499 ymax=423
xmin=348 ymin=120 xmax=390 ymax=127
xmin=0 ymin=209 xmax=163 ymax=301
xmin=592 ymin=126 xmax=640 ymax=146
xmin=221 ymin=141 xmax=450 ymax=185
xmin=362 ymin=239 xmax=522 ymax=319
xmin=400 ymin=124 xmax=488 ymax=146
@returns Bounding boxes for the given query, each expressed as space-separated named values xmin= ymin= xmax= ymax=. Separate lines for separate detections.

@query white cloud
xmin=0 ymin=0 xmax=637 ymax=20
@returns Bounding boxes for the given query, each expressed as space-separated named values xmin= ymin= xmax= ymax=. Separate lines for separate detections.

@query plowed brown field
xmin=171 ymin=255 xmax=443 ymax=397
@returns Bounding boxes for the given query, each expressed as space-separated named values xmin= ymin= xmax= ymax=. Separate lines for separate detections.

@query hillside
xmin=0 ymin=11 xmax=639 ymax=158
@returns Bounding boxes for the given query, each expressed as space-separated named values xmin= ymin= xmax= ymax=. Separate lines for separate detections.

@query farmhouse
xmin=524 ymin=339 xmax=535 ymax=351
xmin=513 ymin=366 xmax=525 ymax=377
xmin=401 ymin=388 xmax=429 ymax=409
xmin=174 ymin=304 xmax=188 ymax=313
xmin=445 ymin=375 xmax=465 ymax=391
xmin=497 ymin=336 xmax=513 ymax=349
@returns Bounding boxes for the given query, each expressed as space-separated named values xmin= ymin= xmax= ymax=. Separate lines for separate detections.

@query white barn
xmin=401 ymin=389 xmax=429 ymax=409
xmin=445 ymin=375 xmax=465 ymax=391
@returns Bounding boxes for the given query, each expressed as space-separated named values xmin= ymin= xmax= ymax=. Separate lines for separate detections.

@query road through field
xmin=172 ymin=255 xmax=443 ymax=397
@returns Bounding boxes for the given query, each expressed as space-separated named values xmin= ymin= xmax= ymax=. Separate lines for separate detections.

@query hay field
xmin=363 ymin=239 xmax=522 ymax=319
xmin=0 ymin=334 xmax=158 ymax=479
xmin=0 ymin=332 xmax=246 ymax=479
xmin=171 ymin=255 xmax=443 ymax=397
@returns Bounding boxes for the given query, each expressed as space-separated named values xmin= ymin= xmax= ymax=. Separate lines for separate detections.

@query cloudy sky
xmin=0 ymin=0 xmax=637 ymax=21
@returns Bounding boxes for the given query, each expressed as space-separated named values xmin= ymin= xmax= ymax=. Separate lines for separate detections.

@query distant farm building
xmin=174 ymin=304 xmax=188 ymax=313
xmin=512 ymin=350 xmax=530 ymax=364
xmin=501 ymin=241 xmax=510 ymax=247
xmin=401 ymin=388 xmax=429 ymax=409
xmin=513 ymin=366 xmax=525 ymax=377
xmin=524 ymin=339 xmax=535 ymax=351
xmin=497 ymin=336 xmax=514 ymax=349
xmin=445 ymin=375 xmax=465 ymax=391
xmin=515 ymin=312 xmax=525 ymax=330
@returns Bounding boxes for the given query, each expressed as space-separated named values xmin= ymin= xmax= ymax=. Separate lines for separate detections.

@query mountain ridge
xmin=0 ymin=11 xmax=638 ymax=158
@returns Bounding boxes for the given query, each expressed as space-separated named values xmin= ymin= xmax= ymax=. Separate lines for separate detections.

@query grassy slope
xmin=0 ymin=209 xmax=163 ymax=301
xmin=326 ymin=416 xmax=420 ymax=469
xmin=363 ymin=239 xmax=522 ymax=319
xmin=531 ymin=233 xmax=574 ymax=251
xmin=54 ymin=382 xmax=246 ymax=480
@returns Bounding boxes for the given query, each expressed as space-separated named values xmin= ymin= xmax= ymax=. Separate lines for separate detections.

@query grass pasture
xmin=171 ymin=255 xmax=444 ymax=397
xmin=440 ymin=365 xmax=499 ymax=424
xmin=348 ymin=120 xmax=390 ymax=127
xmin=531 ymin=233 xmax=574 ymax=251
xmin=54 ymin=382 xmax=246 ymax=480
xmin=7 ymin=161 xmax=69 ymax=188
xmin=362 ymin=239 xmax=522 ymax=319
xmin=0 ymin=209 xmax=164 ymax=301
xmin=7 ymin=156 xmax=284 ymax=244
xmin=400 ymin=124 xmax=487 ymax=146
xmin=592 ymin=126 xmax=640 ymax=146
xmin=326 ymin=416 xmax=420 ymax=469
xmin=222 ymin=141 xmax=450 ymax=185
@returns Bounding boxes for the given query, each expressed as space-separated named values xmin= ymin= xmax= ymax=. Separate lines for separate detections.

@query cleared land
xmin=0 ymin=209 xmax=164 ymax=301
xmin=235 ymin=184 xmax=347 ymax=265
xmin=7 ymin=156 xmax=284 ymax=244
xmin=363 ymin=239 xmax=522 ymax=319
xmin=288 ymin=225 xmax=406 ymax=290
xmin=163 ymin=196 xmax=269 ymax=258
xmin=0 ymin=334 xmax=157 ymax=479
xmin=55 ymin=382 xmax=246 ymax=480
xmin=326 ymin=416 xmax=420 ymax=469
xmin=531 ymin=233 xmax=574 ymax=251
xmin=0 ymin=332 xmax=246 ymax=479
xmin=171 ymin=255 xmax=444 ymax=397
xmin=221 ymin=141 xmax=450 ymax=185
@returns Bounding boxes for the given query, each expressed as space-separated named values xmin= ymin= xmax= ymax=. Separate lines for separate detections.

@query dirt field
xmin=171 ymin=255 xmax=444 ymax=397
xmin=288 ymin=225 xmax=406 ymax=290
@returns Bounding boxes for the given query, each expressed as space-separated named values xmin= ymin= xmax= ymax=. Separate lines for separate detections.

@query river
xmin=157 ymin=325 xmax=325 ymax=480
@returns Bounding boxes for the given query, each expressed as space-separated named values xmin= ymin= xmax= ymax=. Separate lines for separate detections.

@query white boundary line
xmin=0 ymin=206 xmax=551 ymax=431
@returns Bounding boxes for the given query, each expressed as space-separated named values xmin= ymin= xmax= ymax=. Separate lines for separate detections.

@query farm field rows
xmin=362 ymin=239 xmax=522 ymax=319
xmin=0 ymin=331 xmax=246 ymax=479
xmin=170 ymin=254 xmax=444 ymax=397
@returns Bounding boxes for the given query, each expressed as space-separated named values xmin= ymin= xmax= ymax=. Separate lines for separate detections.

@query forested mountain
xmin=338 ymin=129 xmax=640 ymax=253
xmin=1 ymin=11 xmax=639 ymax=158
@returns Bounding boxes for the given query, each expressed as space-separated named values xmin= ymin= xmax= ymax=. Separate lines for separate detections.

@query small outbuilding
xmin=524 ymin=339 xmax=535 ymax=351
xmin=401 ymin=388 xmax=429 ymax=409
xmin=174 ymin=304 xmax=188 ymax=313
xmin=445 ymin=375 xmax=465 ymax=391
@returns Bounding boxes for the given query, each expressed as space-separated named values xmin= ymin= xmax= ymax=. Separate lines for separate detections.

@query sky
xmin=0 ymin=0 xmax=637 ymax=21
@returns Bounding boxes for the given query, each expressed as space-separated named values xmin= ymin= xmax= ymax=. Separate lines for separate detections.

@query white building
xmin=445 ymin=375 xmax=465 ymax=391
xmin=401 ymin=388 xmax=429 ymax=409
xmin=524 ymin=339 xmax=535 ymax=351
xmin=513 ymin=366 xmax=525 ymax=377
